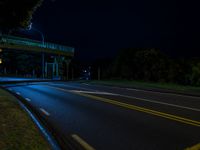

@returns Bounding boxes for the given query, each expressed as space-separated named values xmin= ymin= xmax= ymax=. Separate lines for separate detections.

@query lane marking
xmin=124 ymin=87 xmax=200 ymax=99
xmin=49 ymin=83 xmax=94 ymax=91
xmin=126 ymin=88 xmax=141 ymax=91
xmin=71 ymin=134 xmax=95 ymax=150
xmin=71 ymin=89 xmax=200 ymax=112
xmin=46 ymin=85 xmax=200 ymax=127
xmin=8 ymin=88 xmax=13 ymax=91
xmin=185 ymin=143 xmax=200 ymax=150
xmin=45 ymin=86 xmax=200 ymax=112
xmin=25 ymin=98 xmax=31 ymax=102
xmin=93 ymin=84 xmax=200 ymax=99
xmin=47 ymin=85 xmax=117 ymax=96
xmin=40 ymin=108 xmax=50 ymax=116
xmin=16 ymin=92 xmax=21 ymax=95
xmin=46 ymin=85 xmax=200 ymax=113
xmin=70 ymin=90 xmax=118 ymax=96
xmin=117 ymin=94 xmax=200 ymax=112
xmin=82 ymin=83 xmax=89 ymax=86
xmin=18 ymin=101 xmax=60 ymax=150
xmin=47 ymin=84 xmax=200 ymax=112
xmin=72 ymin=92 xmax=200 ymax=127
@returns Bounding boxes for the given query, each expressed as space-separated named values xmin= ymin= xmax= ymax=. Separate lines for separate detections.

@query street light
xmin=28 ymin=23 xmax=45 ymax=78
xmin=0 ymin=48 xmax=2 ymax=64
xmin=28 ymin=23 xmax=44 ymax=46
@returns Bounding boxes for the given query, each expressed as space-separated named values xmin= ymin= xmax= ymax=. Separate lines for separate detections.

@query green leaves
xmin=0 ymin=0 xmax=43 ymax=31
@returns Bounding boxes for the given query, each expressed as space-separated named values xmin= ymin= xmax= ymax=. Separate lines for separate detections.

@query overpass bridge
xmin=0 ymin=34 xmax=75 ymax=79
xmin=0 ymin=34 xmax=74 ymax=56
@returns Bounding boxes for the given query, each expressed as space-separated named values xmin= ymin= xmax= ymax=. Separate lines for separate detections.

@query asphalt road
xmin=4 ymin=81 xmax=200 ymax=150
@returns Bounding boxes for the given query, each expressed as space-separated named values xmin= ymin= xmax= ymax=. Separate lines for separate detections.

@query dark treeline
xmin=0 ymin=50 xmax=42 ymax=77
xmin=1 ymin=48 xmax=200 ymax=86
xmin=89 ymin=48 xmax=200 ymax=86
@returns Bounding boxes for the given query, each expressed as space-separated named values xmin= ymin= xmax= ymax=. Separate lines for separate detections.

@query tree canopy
xmin=0 ymin=0 xmax=43 ymax=32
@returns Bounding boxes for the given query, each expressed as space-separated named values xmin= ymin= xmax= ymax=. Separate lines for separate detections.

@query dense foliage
xmin=0 ymin=50 xmax=42 ymax=77
xmin=92 ymin=48 xmax=200 ymax=86
xmin=0 ymin=0 xmax=43 ymax=31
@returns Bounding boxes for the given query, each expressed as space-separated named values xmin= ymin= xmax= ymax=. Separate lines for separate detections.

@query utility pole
xmin=98 ymin=67 xmax=101 ymax=80
xmin=71 ymin=67 xmax=74 ymax=80
xmin=28 ymin=23 xmax=45 ymax=78
xmin=65 ymin=59 xmax=71 ymax=80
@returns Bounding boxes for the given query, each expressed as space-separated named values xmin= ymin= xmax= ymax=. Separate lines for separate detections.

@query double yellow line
xmin=46 ymin=85 xmax=200 ymax=127
xmin=72 ymin=92 xmax=200 ymax=127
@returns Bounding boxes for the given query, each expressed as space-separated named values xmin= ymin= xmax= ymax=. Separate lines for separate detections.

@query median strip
xmin=71 ymin=134 xmax=95 ymax=150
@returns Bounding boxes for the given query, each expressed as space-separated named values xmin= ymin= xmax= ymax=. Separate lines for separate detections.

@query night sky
xmin=31 ymin=0 xmax=200 ymax=59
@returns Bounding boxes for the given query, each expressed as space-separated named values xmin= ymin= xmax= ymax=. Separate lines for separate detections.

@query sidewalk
xmin=0 ymin=88 xmax=50 ymax=150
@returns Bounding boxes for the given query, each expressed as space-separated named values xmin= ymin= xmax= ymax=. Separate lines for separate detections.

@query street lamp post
xmin=28 ymin=23 xmax=45 ymax=78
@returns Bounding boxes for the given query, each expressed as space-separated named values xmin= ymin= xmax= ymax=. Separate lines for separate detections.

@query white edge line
xmin=49 ymin=84 xmax=93 ymax=91
xmin=25 ymin=98 xmax=31 ymax=102
xmin=82 ymin=83 xmax=89 ymax=86
xmin=70 ymin=90 xmax=118 ymax=96
xmin=40 ymin=108 xmax=50 ymax=116
xmin=46 ymin=85 xmax=200 ymax=112
xmin=71 ymin=134 xmax=95 ymax=150
xmin=16 ymin=92 xmax=21 ymax=95
xmin=18 ymin=101 xmax=60 ymax=150
xmin=124 ymin=87 xmax=200 ymax=99
xmin=96 ymin=84 xmax=200 ymax=99
xmin=118 ymin=94 xmax=200 ymax=112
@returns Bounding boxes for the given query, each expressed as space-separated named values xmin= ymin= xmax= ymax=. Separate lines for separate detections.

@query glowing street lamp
xmin=0 ymin=48 xmax=2 ymax=52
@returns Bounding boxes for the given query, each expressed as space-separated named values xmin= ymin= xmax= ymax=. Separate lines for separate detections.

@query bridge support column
xmin=56 ymin=63 xmax=59 ymax=77
xmin=42 ymin=53 xmax=45 ymax=78
xmin=45 ymin=62 xmax=47 ymax=78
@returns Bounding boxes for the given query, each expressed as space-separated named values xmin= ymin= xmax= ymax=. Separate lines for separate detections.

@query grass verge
xmin=0 ymin=89 xmax=50 ymax=150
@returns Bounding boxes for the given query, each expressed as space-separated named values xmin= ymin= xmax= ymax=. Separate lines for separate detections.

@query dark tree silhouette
xmin=0 ymin=0 xmax=43 ymax=32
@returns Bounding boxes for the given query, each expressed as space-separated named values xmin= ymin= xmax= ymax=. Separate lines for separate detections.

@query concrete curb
xmin=1 ymin=87 xmax=83 ymax=150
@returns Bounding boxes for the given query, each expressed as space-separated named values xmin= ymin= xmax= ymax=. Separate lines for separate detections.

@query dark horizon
xmin=29 ymin=0 xmax=200 ymax=60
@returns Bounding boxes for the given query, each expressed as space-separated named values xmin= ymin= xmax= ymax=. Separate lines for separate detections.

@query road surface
xmin=3 ymin=81 xmax=200 ymax=150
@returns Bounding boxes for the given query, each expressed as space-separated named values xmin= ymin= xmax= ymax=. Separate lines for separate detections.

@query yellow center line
xmin=185 ymin=143 xmax=200 ymax=150
xmin=71 ymin=134 xmax=96 ymax=150
xmin=75 ymin=92 xmax=200 ymax=127
xmin=46 ymin=85 xmax=200 ymax=127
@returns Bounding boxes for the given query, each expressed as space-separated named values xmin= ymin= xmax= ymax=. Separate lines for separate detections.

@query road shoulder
xmin=0 ymin=88 xmax=50 ymax=150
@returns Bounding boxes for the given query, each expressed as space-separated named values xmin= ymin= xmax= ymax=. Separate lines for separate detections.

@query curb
xmin=1 ymin=87 xmax=84 ymax=150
